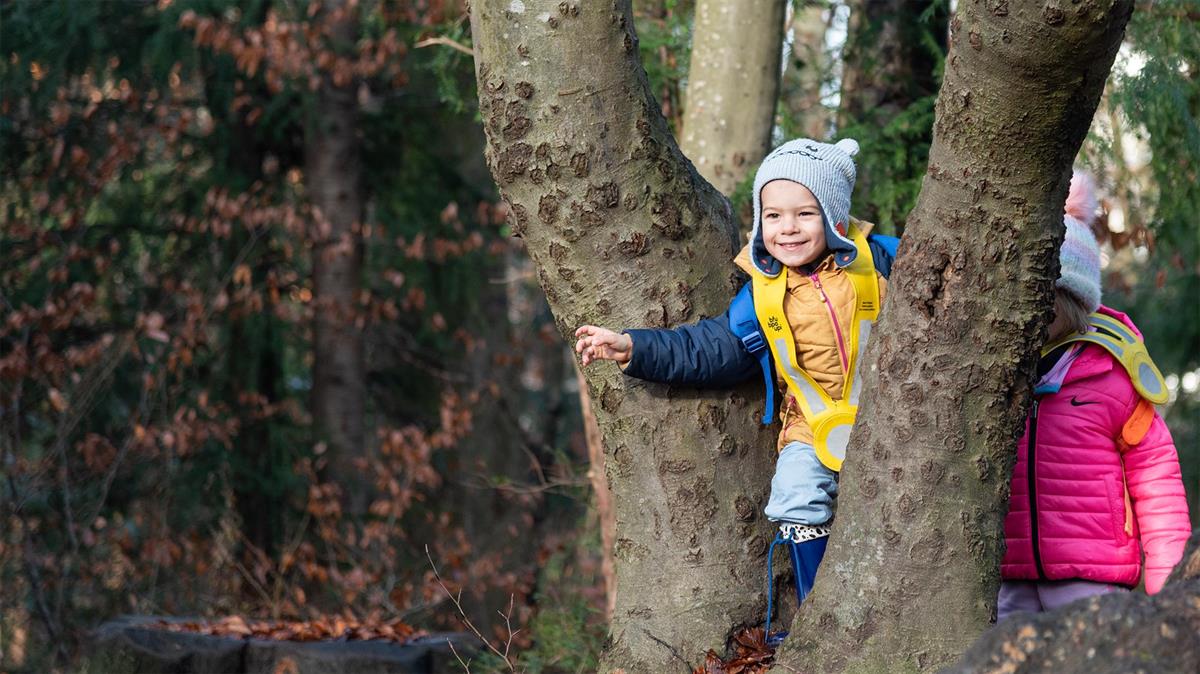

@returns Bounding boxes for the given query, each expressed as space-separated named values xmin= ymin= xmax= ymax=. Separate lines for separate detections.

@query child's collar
xmin=791 ymin=250 xmax=836 ymax=276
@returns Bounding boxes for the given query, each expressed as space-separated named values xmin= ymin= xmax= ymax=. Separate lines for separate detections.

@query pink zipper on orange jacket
xmin=1001 ymin=306 xmax=1191 ymax=594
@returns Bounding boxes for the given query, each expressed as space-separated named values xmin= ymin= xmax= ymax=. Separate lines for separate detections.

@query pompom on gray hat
xmin=749 ymin=137 xmax=860 ymax=277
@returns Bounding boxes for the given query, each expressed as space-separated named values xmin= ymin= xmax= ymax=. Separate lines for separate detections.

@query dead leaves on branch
xmin=694 ymin=628 xmax=776 ymax=674
xmin=152 ymin=614 xmax=423 ymax=644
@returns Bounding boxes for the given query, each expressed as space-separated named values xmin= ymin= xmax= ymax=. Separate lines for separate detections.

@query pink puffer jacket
xmin=1001 ymin=307 xmax=1191 ymax=594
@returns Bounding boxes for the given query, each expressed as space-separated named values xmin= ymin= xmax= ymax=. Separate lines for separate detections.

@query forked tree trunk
xmin=469 ymin=2 xmax=777 ymax=671
xmin=680 ymin=0 xmax=787 ymax=195
xmin=777 ymin=1 xmax=1135 ymax=671
xmin=307 ymin=1 xmax=367 ymax=509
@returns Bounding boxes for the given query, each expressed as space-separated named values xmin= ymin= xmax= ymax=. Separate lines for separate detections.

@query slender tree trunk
xmin=470 ymin=2 xmax=777 ymax=670
xmin=781 ymin=0 xmax=834 ymax=140
xmin=307 ymin=1 xmax=366 ymax=510
xmin=776 ymin=1 xmax=1135 ymax=671
xmin=838 ymin=0 xmax=946 ymax=128
xmin=838 ymin=0 xmax=947 ymax=228
xmin=680 ymin=0 xmax=787 ymax=195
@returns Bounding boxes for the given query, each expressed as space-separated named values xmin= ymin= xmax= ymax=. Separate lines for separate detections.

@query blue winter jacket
xmin=623 ymin=235 xmax=897 ymax=389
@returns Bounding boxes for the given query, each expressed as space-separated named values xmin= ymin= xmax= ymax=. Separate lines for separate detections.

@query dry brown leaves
xmin=693 ymin=628 xmax=776 ymax=674
xmin=153 ymin=615 xmax=424 ymax=644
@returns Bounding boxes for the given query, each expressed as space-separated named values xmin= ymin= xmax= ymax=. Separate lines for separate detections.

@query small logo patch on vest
xmin=767 ymin=316 xmax=783 ymax=332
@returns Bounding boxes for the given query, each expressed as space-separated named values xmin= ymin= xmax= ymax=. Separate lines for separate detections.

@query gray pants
xmin=997 ymin=580 xmax=1126 ymax=622
xmin=764 ymin=441 xmax=837 ymax=525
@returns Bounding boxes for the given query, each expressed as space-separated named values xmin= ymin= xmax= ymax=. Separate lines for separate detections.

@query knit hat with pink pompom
xmin=1057 ymin=171 xmax=1103 ymax=312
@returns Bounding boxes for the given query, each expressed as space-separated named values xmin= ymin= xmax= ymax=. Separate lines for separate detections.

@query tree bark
xmin=679 ymin=0 xmax=787 ymax=195
xmin=781 ymin=0 xmax=834 ymax=140
xmin=578 ymin=364 xmax=617 ymax=623
xmin=838 ymin=0 xmax=947 ymax=228
xmin=307 ymin=1 xmax=367 ymax=510
xmin=470 ymin=2 xmax=777 ymax=671
xmin=776 ymin=1 xmax=1135 ymax=671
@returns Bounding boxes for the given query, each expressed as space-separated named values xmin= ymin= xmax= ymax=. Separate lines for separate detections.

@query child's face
xmin=761 ymin=180 xmax=826 ymax=268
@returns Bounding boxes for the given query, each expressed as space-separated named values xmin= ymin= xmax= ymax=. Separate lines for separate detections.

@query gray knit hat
xmin=749 ymin=137 xmax=860 ymax=277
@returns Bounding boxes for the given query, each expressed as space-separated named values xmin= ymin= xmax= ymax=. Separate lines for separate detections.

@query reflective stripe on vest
xmin=752 ymin=223 xmax=880 ymax=471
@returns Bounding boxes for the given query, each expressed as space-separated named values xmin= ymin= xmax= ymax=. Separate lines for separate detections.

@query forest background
xmin=1 ymin=0 xmax=1197 ymax=671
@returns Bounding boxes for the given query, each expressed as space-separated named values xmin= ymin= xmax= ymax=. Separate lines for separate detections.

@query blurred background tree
xmin=1 ymin=0 xmax=1195 ymax=671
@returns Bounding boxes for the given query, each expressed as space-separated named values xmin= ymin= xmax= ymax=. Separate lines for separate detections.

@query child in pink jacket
xmin=998 ymin=173 xmax=1191 ymax=620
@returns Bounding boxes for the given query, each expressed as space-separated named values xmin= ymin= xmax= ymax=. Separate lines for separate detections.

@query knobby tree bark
xmin=679 ymin=0 xmax=787 ymax=195
xmin=470 ymin=2 xmax=777 ymax=670
xmin=306 ymin=1 xmax=367 ymax=510
xmin=578 ymin=364 xmax=617 ymax=623
xmin=777 ymin=1 xmax=1135 ymax=671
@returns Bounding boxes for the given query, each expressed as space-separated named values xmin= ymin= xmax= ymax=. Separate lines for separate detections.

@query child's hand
xmin=574 ymin=326 xmax=633 ymax=366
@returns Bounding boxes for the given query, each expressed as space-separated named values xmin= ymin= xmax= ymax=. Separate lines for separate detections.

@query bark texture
xmin=470 ymin=2 xmax=777 ymax=671
xmin=943 ymin=530 xmax=1200 ymax=674
xmin=680 ymin=0 xmax=787 ymax=195
xmin=776 ymin=2 xmax=1135 ymax=672
xmin=578 ymin=365 xmax=617 ymax=623
xmin=307 ymin=3 xmax=367 ymax=508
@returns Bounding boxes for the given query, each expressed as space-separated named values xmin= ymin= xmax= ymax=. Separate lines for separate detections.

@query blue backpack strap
xmin=867 ymin=234 xmax=899 ymax=278
xmin=728 ymin=282 xmax=775 ymax=425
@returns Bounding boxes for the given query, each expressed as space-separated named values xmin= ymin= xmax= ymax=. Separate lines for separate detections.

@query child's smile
xmin=760 ymin=180 xmax=828 ymax=269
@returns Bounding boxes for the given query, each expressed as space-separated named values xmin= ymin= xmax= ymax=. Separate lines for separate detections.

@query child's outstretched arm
xmin=575 ymin=326 xmax=633 ymax=366
xmin=575 ymin=310 xmax=759 ymax=388
xmin=1123 ymin=405 xmax=1191 ymax=594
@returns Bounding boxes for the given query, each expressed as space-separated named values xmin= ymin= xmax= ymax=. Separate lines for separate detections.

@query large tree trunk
xmin=470 ymin=2 xmax=777 ymax=670
xmin=307 ymin=2 xmax=367 ymax=510
xmin=776 ymin=1 xmax=1135 ymax=671
xmin=679 ymin=0 xmax=787 ymax=195
xmin=838 ymin=0 xmax=947 ymax=229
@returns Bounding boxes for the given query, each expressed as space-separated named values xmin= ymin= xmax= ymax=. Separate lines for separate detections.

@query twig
xmin=458 ymin=473 xmax=589 ymax=497
xmin=415 ymin=36 xmax=474 ymax=56
xmin=424 ymin=545 xmax=517 ymax=672
xmin=448 ymin=639 xmax=473 ymax=673
xmin=5 ymin=473 xmax=69 ymax=664
xmin=643 ymin=629 xmax=694 ymax=674
xmin=497 ymin=594 xmax=521 ymax=665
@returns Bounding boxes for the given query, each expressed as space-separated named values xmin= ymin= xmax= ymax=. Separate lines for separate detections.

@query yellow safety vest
xmin=1041 ymin=312 xmax=1168 ymax=404
xmin=751 ymin=223 xmax=879 ymax=471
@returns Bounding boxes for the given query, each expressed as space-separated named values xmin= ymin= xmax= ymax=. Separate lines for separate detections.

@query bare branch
xmin=414 ymin=36 xmax=474 ymax=56
xmin=424 ymin=545 xmax=517 ymax=672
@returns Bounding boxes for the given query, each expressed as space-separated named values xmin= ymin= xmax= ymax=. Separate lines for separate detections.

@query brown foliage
xmin=693 ymin=628 xmax=775 ymax=674
xmin=152 ymin=614 xmax=423 ymax=643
